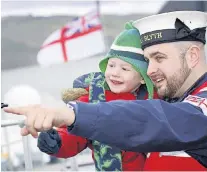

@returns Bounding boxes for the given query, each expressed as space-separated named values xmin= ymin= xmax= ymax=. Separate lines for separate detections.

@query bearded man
xmin=4 ymin=11 xmax=207 ymax=170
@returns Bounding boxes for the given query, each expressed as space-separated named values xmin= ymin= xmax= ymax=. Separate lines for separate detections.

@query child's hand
xmin=38 ymin=129 xmax=61 ymax=154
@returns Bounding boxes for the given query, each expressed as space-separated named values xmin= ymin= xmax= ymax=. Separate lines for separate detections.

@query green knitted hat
xmin=99 ymin=21 xmax=154 ymax=99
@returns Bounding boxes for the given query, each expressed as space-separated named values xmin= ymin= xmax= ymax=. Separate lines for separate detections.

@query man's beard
xmin=157 ymin=58 xmax=191 ymax=98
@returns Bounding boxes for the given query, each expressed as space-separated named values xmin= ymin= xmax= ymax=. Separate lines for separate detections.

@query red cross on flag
xmin=37 ymin=11 xmax=106 ymax=67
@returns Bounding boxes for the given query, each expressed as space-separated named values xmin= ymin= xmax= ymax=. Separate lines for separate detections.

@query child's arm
xmin=38 ymin=72 xmax=93 ymax=158
xmin=54 ymin=127 xmax=88 ymax=158
xmin=38 ymin=89 xmax=89 ymax=158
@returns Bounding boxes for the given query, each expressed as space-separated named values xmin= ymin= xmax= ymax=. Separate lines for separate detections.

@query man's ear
xmin=186 ymin=45 xmax=200 ymax=68
xmin=140 ymin=78 xmax=145 ymax=84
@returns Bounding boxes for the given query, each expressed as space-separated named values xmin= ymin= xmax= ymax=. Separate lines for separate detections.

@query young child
xmin=37 ymin=22 xmax=157 ymax=171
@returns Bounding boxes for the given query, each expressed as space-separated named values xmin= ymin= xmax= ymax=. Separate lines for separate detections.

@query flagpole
xmin=95 ymin=0 xmax=108 ymax=53
xmin=96 ymin=0 xmax=100 ymax=16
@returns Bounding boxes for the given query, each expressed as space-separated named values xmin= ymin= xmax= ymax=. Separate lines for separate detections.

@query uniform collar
xmin=173 ymin=67 xmax=207 ymax=98
xmin=166 ymin=72 xmax=207 ymax=102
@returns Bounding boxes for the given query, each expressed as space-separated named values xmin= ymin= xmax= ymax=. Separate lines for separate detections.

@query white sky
xmin=1 ymin=0 xmax=168 ymax=17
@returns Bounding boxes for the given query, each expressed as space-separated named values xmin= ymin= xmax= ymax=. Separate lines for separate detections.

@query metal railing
xmin=1 ymin=119 xmax=33 ymax=171
xmin=1 ymin=119 xmax=92 ymax=171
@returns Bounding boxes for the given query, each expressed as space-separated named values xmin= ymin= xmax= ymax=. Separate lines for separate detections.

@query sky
xmin=1 ymin=0 xmax=167 ymax=17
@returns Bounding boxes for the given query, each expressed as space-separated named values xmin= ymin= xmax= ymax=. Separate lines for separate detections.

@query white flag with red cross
xmin=37 ymin=11 xmax=106 ymax=66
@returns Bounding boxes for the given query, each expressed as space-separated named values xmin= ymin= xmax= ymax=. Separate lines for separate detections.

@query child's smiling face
xmin=105 ymin=58 xmax=144 ymax=94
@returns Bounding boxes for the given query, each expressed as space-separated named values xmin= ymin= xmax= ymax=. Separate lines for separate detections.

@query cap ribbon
xmin=175 ymin=18 xmax=206 ymax=43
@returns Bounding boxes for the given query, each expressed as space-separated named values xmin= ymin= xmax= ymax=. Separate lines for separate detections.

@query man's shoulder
xmin=191 ymin=76 xmax=207 ymax=97
xmin=183 ymin=80 xmax=207 ymax=116
xmin=181 ymin=77 xmax=207 ymax=115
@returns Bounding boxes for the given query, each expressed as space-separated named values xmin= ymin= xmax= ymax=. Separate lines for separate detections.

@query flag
xmin=37 ymin=11 xmax=106 ymax=66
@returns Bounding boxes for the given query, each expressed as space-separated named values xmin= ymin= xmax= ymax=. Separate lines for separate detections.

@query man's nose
xmin=147 ymin=61 xmax=158 ymax=76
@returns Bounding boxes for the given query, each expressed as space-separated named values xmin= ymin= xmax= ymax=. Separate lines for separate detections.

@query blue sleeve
xmin=69 ymin=95 xmax=207 ymax=153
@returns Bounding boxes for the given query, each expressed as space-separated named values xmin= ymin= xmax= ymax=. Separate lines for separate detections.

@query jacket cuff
xmin=66 ymin=101 xmax=78 ymax=131
xmin=68 ymin=102 xmax=99 ymax=139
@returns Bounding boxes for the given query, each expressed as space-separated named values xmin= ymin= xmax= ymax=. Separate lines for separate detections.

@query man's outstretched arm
xmin=69 ymin=98 xmax=207 ymax=153
xmin=3 ymin=92 xmax=207 ymax=153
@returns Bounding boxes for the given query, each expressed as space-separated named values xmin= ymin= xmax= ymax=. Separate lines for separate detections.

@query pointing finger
xmin=3 ymin=106 xmax=30 ymax=116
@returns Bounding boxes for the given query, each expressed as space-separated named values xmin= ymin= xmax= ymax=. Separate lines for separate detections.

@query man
xmin=3 ymin=11 xmax=207 ymax=170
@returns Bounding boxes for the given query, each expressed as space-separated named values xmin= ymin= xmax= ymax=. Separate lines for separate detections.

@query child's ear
xmin=140 ymin=78 xmax=145 ymax=84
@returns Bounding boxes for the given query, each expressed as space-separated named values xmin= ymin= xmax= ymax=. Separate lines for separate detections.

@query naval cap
xmin=133 ymin=11 xmax=207 ymax=49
